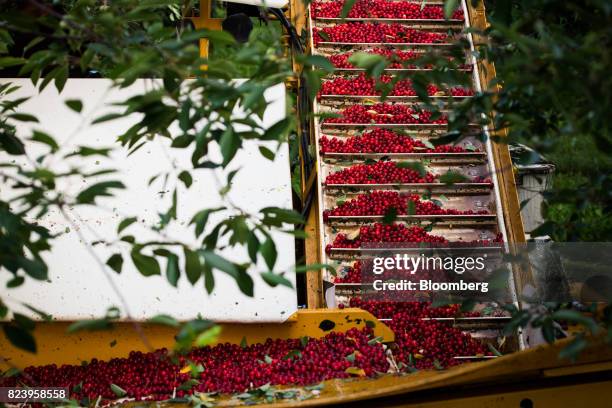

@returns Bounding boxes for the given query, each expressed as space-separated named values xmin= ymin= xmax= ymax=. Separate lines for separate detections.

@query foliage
xmin=0 ymin=0 xmax=307 ymax=354
xmin=472 ymin=0 xmax=612 ymax=355
xmin=341 ymin=0 xmax=612 ymax=357
xmin=0 ymin=0 xmax=610 ymax=364
xmin=483 ymin=0 xmax=612 ymax=241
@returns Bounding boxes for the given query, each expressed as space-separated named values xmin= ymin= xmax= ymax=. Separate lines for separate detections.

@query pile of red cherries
xmin=326 ymin=222 xmax=504 ymax=252
xmin=346 ymin=299 xmax=490 ymax=369
xmin=312 ymin=0 xmax=464 ymax=20
xmin=329 ymin=49 xmax=468 ymax=70
xmin=325 ymin=103 xmax=447 ymax=124
xmin=314 ymin=23 xmax=448 ymax=45
xmin=320 ymin=73 xmax=473 ymax=97
xmin=319 ymin=129 xmax=474 ymax=154
xmin=323 ymin=191 xmax=490 ymax=219
xmin=327 ymin=223 xmax=448 ymax=252
xmin=324 ymin=161 xmax=437 ymax=185
xmin=0 ymin=328 xmax=388 ymax=402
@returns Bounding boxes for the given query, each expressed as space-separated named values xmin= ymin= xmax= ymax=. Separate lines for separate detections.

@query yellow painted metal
xmin=0 ymin=309 xmax=393 ymax=370
xmin=189 ymin=1 xmax=222 ymax=58
xmin=467 ymin=2 xmax=526 ymax=247
xmin=385 ymin=381 xmax=612 ymax=408
xmin=114 ymin=335 xmax=612 ymax=406
xmin=236 ymin=335 xmax=612 ymax=407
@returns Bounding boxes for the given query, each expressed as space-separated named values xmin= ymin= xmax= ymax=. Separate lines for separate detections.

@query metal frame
xmin=303 ymin=0 xmax=527 ymax=317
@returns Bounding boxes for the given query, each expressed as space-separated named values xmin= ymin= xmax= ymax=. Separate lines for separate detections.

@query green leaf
xmin=184 ymin=248 xmax=202 ymax=285
xmin=396 ymin=161 xmax=426 ymax=176
xmin=0 ymin=57 xmax=25 ymax=68
xmin=117 ymin=217 xmax=137 ymax=233
xmin=174 ymin=319 xmax=215 ymax=351
xmin=301 ymin=55 xmax=335 ymax=73
xmin=19 ymin=257 xmax=47 ymax=280
xmin=190 ymin=207 xmax=224 ymax=237
xmin=67 ymin=308 xmax=119 ymax=333
xmin=0 ymin=301 xmax=7 ymax=320
xmin=178 ymin=170 xmax=193 ymax=188
xmin=178 ymin=98 xmax=193 ymax=132
xmin=7 ymin=275 xmax=25 ymax=288
xmin=383 ymin=207 xmax=398 ymax=224
xmin=13 ymin=313 xmax=35 ymax=331
xmin=203 ymin=263 xmax=215 ymax=294
xmin=283 ymin=349 xmax=302 ymax=360
xmin=2 ymin=367 xmax=21 ymax=378
xmin=110 ymin=384 xmax=127 ymax=397
xmin=0 ymin=132 xmax=25 ymax=155
xmin=178 ymin=379 xmax=200 ymax=391
xmin=407 ymin=200 xmax=416 ymax=215
xmin=347 ymin=52 xmax=387 ymax=71
xmin=171 ymin=134 xmax=193 ymax=148
xmin=317 ymin=31 xmax=330 ymax=42
xmin=261 ymin=207 xmax=303 ymax=226
xmin=54 ymin=65 xmax=68 ymax=92
xmin=487 ymin=343 xmax=503 ymax=357
xmin=166 ymin=253 xmax=180 ymax=287
xmin=345 ymin=367 xmax=366 ymax=376
xmin=305 ymin=69 xmax=322 ymax=100
xmin=130 ymin=247 xmax=161 ymax=277
xmin=204 ymin=29 xmax=236 ymax=45
xmin=260 ymin=237 xmax=277 ymax=270
xmin=3 ymin=324 xmax=36 ymax=353
xmin=444 ymin=0 xmax=459 ymax=19
xmin=247 ymin=232 xmax=260 ymax=263
xmin=552 ymin=309 xmax=600 ymax=334
xmin=345 ymin=351 xmax=357 ymax=362
xmin=261 ymin=272 xmax=293 ymax=288
xmin=77 ymin=181 xmax=125 ymax=204
xmin=294 ymin=263 xmax=336 ymax=274
xmin=422 ymin=139 xmax=435 ymax=149
xmin=65 ymin=146 xmax=112 ymax=158
xmin=262 ymin=117 xmax=293 ymax=141
xmin=240 ymin=336 xmax=248 ymax=348
xmin=91 ymin=112 xmax=125 ymax=125
xmin=65 ymin=99 xmax=83 ymax=113
xmin=195 ymin=325 xmax=221 ymax=347
xmin=8 ymin=113 xmax=38 ymax=122
xmin=220 ymin=127 xmax=240 ymax=166
xmin=148 ymin=314 xmax=180 ymax=327
xmin=439 ymin=171 xmax=469 ymax=185
xmin=62 ymin=316 xmax=109 ymax=333
xmin=340 ymin=0 xmax=358 ymax=19
xmin=236 ymin=269 xmax=254 ymax=297
xmin=258 ymin=145 xmax=275 ymax=161
xmin=202 ymin=250 xmax=238 ymax=276
xmin=558 ymin=335 xmax=588 ymax=361
xmin=31 ymin=131 xmax=59 ymax=152
xmin=106 ymin=253 xmax=123 ymax=274
xmin=304 ymin=382 xmax=324 ymax=391
xmin=368 ymin=336 xmax=383 ymax=345
xmin=22 ymin=303 xmax=52 ymax=321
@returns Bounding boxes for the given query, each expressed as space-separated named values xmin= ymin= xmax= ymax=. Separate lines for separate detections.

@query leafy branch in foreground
xmin=0 ymin=0 xmax=329 ymax=354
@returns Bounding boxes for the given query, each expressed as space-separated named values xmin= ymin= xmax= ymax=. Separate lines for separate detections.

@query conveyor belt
xmin=307 ymin=0 xmax=523 ymax=357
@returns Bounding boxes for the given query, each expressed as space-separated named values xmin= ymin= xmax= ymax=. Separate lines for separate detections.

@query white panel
xmin=221 ymin=0 xmax=288 ymax=8
xmin=0 ymin=78 xmax=297 ymax=322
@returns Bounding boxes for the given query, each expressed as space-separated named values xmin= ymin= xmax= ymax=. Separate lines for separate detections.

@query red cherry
xmin=314 ymin=23 xmax=449 ymax=46
xmin=312 ymin=1 xmax=464 ymax=21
